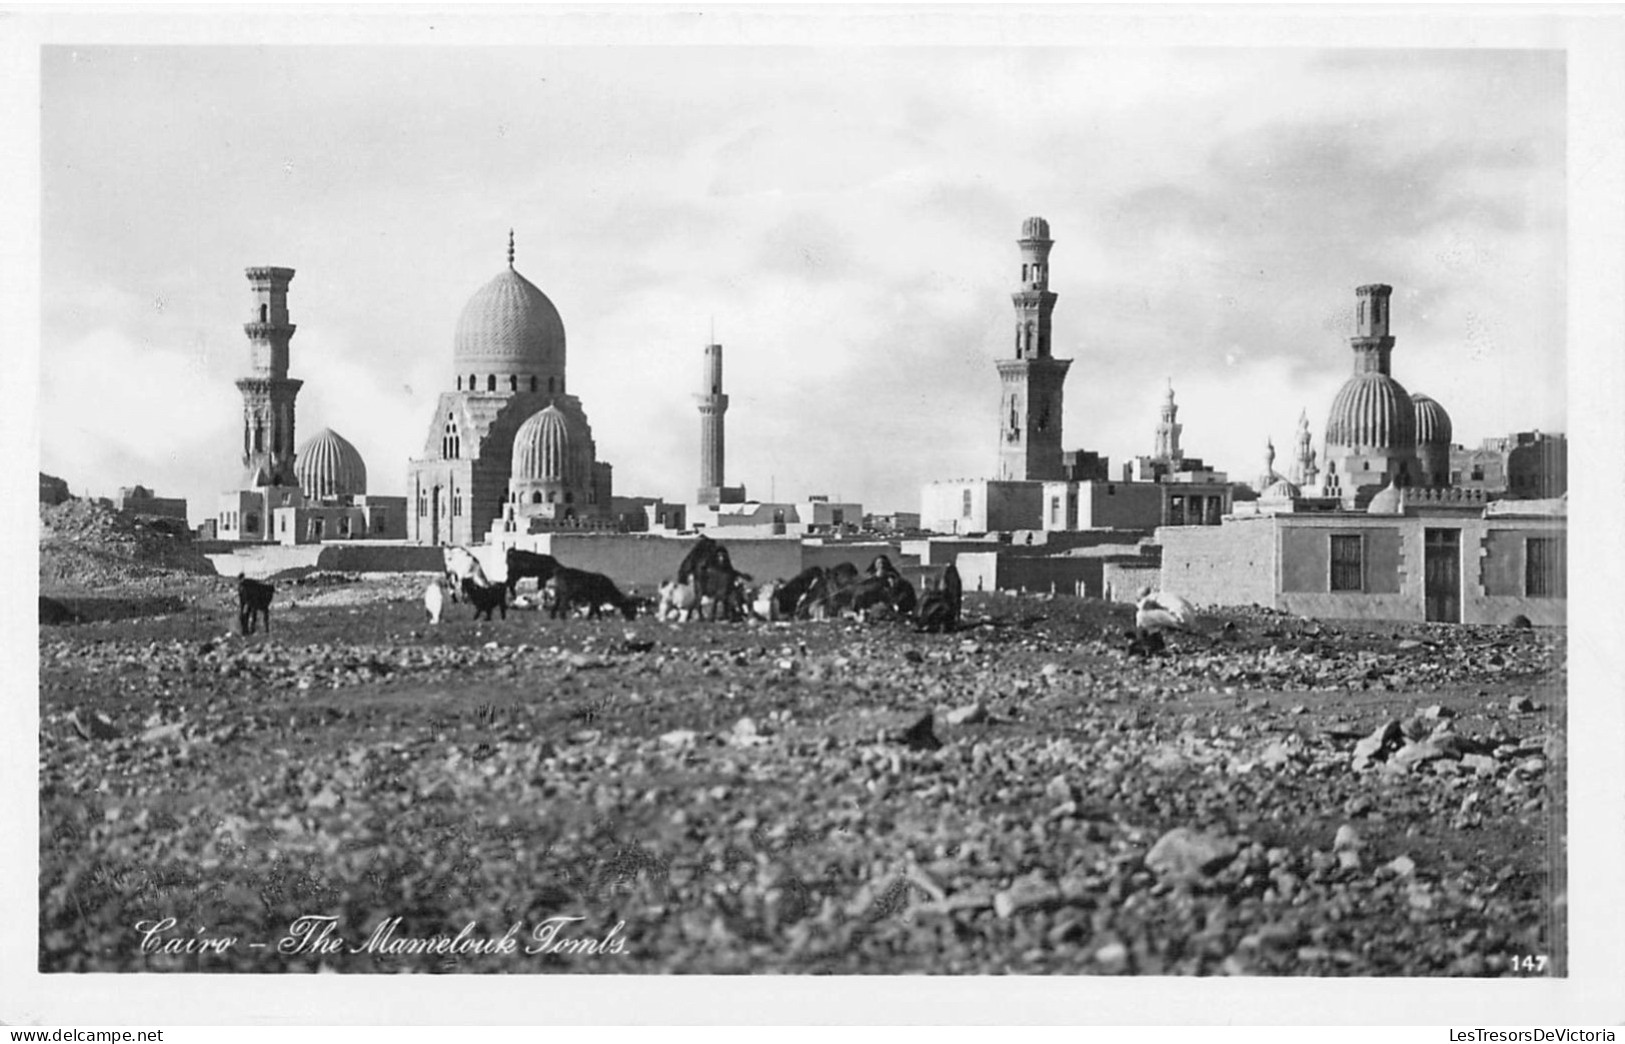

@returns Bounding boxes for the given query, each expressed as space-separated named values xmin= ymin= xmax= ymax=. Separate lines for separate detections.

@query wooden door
xmin=1424 ymin=528 xmax=1460 ymax=623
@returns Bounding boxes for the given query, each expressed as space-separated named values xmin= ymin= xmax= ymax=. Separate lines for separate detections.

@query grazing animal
xmin=461 ymin=577 xmax=508 ymax=621
xmin=676 ymin=533 xmax=728 ymax=584
xmin=424 ymin=578 xmax=446 ymax=625
xmin=775 ymin=567 xmax=827 ymax=618
xmin=505 ymin=548 xmax=563 ymax=596
xmin=1132 ymin=587 xmax=1198 ymax=654
xmin=657 ymin=579 xmax=701 ymax=622
xmin=237 ymin=575 xmax=274 ymax=636
xmin=675 ymin=534 xmax=751 ymax=621
xmin=917 ymin=562 xmax=964 ymax=633
xmin=749 ymin=580 xmax=783 ymax=622
xmin=442 ymin=546 xmax=491 ymax=603
xmin=549 ymin=567 xmax=637 ymax=620
xmin=867 ymin=554 xmax=900 ymax=578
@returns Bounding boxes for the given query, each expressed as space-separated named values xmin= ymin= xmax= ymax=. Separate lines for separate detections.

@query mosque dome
xmin=1412 ymin=394 xmax=1453 ymax=446
xmin=1325 ymin=373 xmax=1415 ymax=451
xmin=513 ymin=405 xmax=578 ymax=483
xmin=1021 ymin=216 xmax=1051 ymax=240
xmin=452 ymin=265 xmax=566 ymax=379
xmin=1262 ymin=478 xmax=1301 ymax=500
xmin=295 ymin=428 xmax=367 ymax=500
xmin=1367 ymin=482 xmax=1404 ymax=515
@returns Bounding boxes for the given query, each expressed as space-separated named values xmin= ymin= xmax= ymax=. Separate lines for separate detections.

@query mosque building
xmin=407 ymin=233 xmax=616 ymax=546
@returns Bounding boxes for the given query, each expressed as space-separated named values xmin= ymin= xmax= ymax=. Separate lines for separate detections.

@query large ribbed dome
xmin=295 ymin=428 xmax=367 ymax=499
xmin=513 ymin=405 xmax=577 ymax=483
xmin=453 ymin=266 xmax=566 ymax=378
xmin=1325 ymin=373 xmax=1415 ymax=450
xmin=1021 ymin=216 xmax=1051 ymax=240
xmin=1412 ymin=394 xmax=1453 ymax=445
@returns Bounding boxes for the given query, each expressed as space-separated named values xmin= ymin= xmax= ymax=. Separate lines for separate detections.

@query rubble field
xmin=37 ymin=572 xmax=1564 ymax=975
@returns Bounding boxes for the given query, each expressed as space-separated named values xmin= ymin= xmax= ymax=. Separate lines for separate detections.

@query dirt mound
xmin=39 ymin=499 xmax=216 ymax=588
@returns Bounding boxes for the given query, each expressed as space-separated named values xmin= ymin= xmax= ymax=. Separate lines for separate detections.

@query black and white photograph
xmin=3 ymin=4 xmax=1622 ymax=1031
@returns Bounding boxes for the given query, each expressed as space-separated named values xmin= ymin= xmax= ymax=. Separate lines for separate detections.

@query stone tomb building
xmin=408 ymin=235 xmax=614 ymax=546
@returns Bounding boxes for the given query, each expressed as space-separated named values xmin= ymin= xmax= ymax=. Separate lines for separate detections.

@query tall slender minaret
xmin=1154 ymin=380 xmax=1183 ymax=463
xmin=1351 ymin=283 xmax=1395 ymax=375
xmin=996 ymin=217 xmax=1072 ymax=481
xmin=236 ymin=267 xmax=302 ymax=486
xmin=696 ymin=342 xmax=728 ymax=498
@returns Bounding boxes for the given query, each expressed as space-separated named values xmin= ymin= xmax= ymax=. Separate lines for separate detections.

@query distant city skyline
xmin=37 ymin=42 xmax=1565 ymax=524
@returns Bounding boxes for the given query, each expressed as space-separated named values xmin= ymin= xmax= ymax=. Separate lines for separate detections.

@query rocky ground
xmin=37 ymin=568 xmax=1565 ymax=976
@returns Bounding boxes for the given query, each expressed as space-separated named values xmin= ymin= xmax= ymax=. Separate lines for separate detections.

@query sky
xmin=36 ymin=44 xmax=1566 ymax=521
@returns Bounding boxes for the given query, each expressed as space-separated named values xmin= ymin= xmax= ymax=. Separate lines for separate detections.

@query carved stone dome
xmin=513 ymin=405 xmax=578 ymax=483
xmin=452 ymin=266 xmax=566 ymax=380
xmin=1262 ymin=478 xmax=1301 ymax=500
xmin=1326 ymin=373 xmax=1415 ymax=451
xmin=294 ymin=428 xmax=367 ymax=499
xmin=1021 ymin=216 xmax=1051 ymax=240
xmin=1412 ymin=394 xmax=1453 ymax=446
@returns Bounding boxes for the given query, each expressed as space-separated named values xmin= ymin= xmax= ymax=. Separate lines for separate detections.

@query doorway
xmin=1424 ymin=528 xmax=1461 ymax=623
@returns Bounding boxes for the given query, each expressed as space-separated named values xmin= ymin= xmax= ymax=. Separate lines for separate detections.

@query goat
xmin=237 ymin=575 xmax=274 ymax=636
xmin=916 ymin=562 xmax=963 ymax=633
xmin=548 ymin=567 xmax=637 ymax=620
xmin=424 ymin=578 xmax=446 ymax=625
xmin=461 ymin=576 xmax=508 ymax=621
xmin=749 ymin=580 xmax=783 ymax=622
xmin=657 ymin=579 xmax=700 ymax=622
xmin=505 ymin=548 xmax=562 ymax=597
xmin=442 ymin=546 xmax=490 ymax=603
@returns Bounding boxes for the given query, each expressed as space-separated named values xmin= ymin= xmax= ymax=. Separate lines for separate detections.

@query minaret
xmin=1351 ymin=283 xmax=1395 ymax=375
xmin=696 ymin=342 xmax=729 ymax=498
xmin=1293 ymin=409 xmax=1320 ymax=488
xmin=236 ymin=267 xmax=302 ymax=486
xmin=996 ymin=217 xmax=1072 ymax=481
xmin=1259 ymin=436 xmax=1278 ymax=491
xmin=1154 ymin=380 xmax=1183 ymax=462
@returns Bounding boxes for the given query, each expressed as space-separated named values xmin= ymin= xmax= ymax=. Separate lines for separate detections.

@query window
xmin=962 ymin=489 xmax=972 ymax=517
xmin=1451 ymin=471 xmax=1462 ymax=485
xmin=531 ymin=491 xmax=542 ymax=504
xmin=373 ymin=510 xmax=386 ymax=533
xmin=442 ymin=416 xmax=461 ymax=459
xmin=1330 ymin=535 xmax=1364 ymax=592
xmin=469 ymin=373 xmax=476 ymax=390
xmin=417 ymin=489 xmax=427 ymax=516
xmin=338 ymin=516 xmax=351 ymax=538
xmin=832 ymin=508 xmax=844 ymax=526
xmin=453 ymin=490 xmax=462 ymax=517
xmin=1526 ymin=537 xmax=1565 ymax=598
xmin=1471 ymin=466 xmax=1484 ymax=482
xmin=259 ymin=303 xmax=268 ymax=322
xmin=279 ymin=516 xmax=286 ymax=533
xmin=487 ymin=375 xmax=497 ymax=391
xmin=1050 ymin=496 xmax=1061 ymax=524
xmin=530 ymin=376 xmax=538 ymax=392
xmin=245 ymin=513 xmax=259 ymax=534
xmin=510 ymin=375 xmax=518 ymax=391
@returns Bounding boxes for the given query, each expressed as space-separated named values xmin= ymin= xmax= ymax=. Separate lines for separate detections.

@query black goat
xmin=549 ymin=567 xmax=637 ymax=620
xmin=505 ymin=548 xmax=563 ymax=596
xmin=461 ymin=577 xmax=508 ymax=621
xmin=238 ymin=575 xmax=274 ymax=635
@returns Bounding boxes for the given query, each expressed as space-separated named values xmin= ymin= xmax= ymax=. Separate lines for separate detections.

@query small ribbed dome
xmin=1367 ymin=482 xmax=1404 ymax=515
xmin=1412 ymin=394 xmax=1453 ymax=445
xmin=453 ymin=267 xmax=566 ymax=378
xmin=1326 ymin=373 xmax=1415 ymax=450
xmin=513 ymin=405 xmax=577 ymax=483
xmin=1021 ymin=216 xmax=1051 ymax=240
xmin=295 ymin=428 xmax=367 ymax=499
xmin=1263 ymin=478 xmax=1301 ymax=500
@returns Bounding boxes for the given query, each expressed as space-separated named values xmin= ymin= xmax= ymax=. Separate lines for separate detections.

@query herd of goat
xmin=233 ymin=534 xmax=1197 ymax=654
xmin=233 ymin=534 xmax=964 ymax=637
xmin=429 ymin=534 xmax=964 ymax=633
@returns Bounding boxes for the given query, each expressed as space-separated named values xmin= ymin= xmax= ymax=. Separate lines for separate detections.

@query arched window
xmin=469 ymin=373 xmax=476 ymax=390
xmin=510 ymin=375 xmax=518 ymax=391
xmin=442 ymin=415 xmax=461 ymax=459
xmin=530 ymin=376 xmax=538 ymax=392
xmin=259 ymin=304 xmax=268 ymax=323
xmin=456 ymin=376 xmax=462 ymax=391
xmin=487 ymin=375 xmax=497 ymax=391
xmin=531 ymin=491 xmax=542 ymax=504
